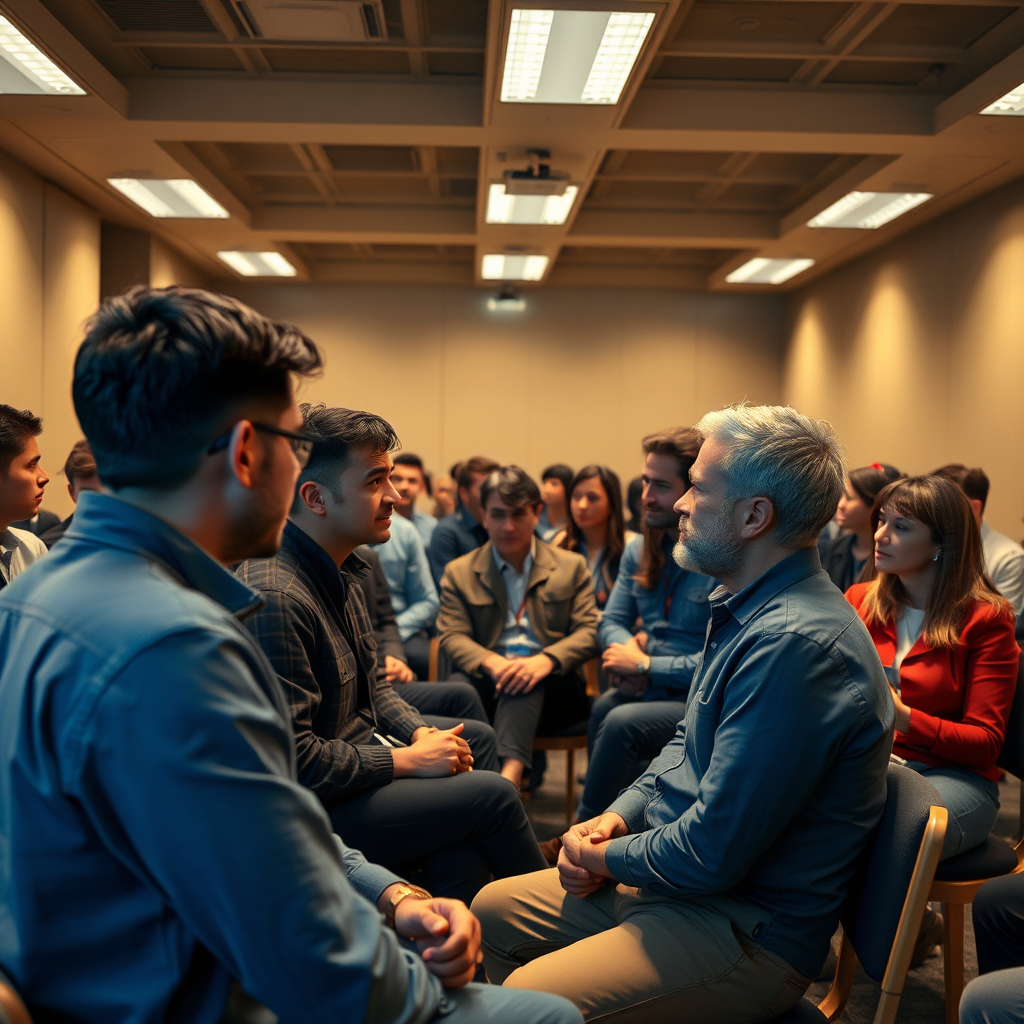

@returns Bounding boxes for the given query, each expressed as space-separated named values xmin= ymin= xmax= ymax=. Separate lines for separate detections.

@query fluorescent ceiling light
xmin=218 ymin=251 xmax=297 ymax=277
xmin=808 ymin=191 xmax=932 ymax=230
xmin=108 ymin=179 xmax=230 ymax=219
xmin=487 ymin=295 xmax=527 ymax=311
xmin=501 ymin=9 xmax=654 ymax=105
xmin=481 ymin=254 xmax=549 ymax=281
xmin=980 ymin=82 xmax=1024 ymax=115
xmin=726 ymin=257 xmax=815 ymax=285
xmin=0 ymin=15 xmax=84 ymax=95
xmin=486 ymin=183 xmax=579 ymax=225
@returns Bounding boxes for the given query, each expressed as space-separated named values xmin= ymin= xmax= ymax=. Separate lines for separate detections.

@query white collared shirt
xmin=982 ymin=520 xmax=1024 ymax=615
xmin=491 ymin=538 xmax=543 ymax=658
xmin=0 ymin=526 xmax=47 ymax=587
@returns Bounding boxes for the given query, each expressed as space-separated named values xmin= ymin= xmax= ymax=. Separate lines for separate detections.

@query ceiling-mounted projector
xmin=504 ymin=149 xmax=571 ymax=196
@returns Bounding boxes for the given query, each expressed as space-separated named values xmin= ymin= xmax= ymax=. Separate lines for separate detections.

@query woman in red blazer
xmin=847 ymin=474 xmax=1019 ymax=859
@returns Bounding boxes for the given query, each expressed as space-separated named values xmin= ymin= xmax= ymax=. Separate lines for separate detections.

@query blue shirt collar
xmin=67 ymin=491 xmax=262 ymax=618
xmin=716 ymin=547 xmax=824 ymax=626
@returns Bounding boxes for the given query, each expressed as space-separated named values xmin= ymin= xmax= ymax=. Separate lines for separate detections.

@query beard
xmin=673 ymin=503 xmax=742 ymax=580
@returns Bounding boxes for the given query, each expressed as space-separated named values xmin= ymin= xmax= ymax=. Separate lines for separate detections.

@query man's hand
xmin=392 ymin=896 xmax=482 ymax=989
xmin=481 ymin=653 xmax=513 ymax=681
xmin=602 ymin=635 xmax=649 ymax=678
xmin=494 ymin=654 xmax=554 ymax=696
xmin=393 ymin=724 xmax=473 ymax=778
xmin=384 ymin=656 xmax=416 ymax=684
xmin=557 ymin=812 xmax=628 ymax=897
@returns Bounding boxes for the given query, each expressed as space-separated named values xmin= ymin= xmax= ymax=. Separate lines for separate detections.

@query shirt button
xmin=710 ymin=642 xmax=717 ymax=649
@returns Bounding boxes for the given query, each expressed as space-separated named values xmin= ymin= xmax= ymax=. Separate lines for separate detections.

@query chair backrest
xmin=841 ymin=764 xmax=945 ymax=983
xmin=996 ymin=648 xmax=1024 ymax=781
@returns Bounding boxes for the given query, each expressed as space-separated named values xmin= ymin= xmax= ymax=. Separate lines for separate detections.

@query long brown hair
xmin=558 ymin=464 xmax=626 ymax=582
xmin=859 ymin=475 xmax=1012 ymax=648
xmin=635 ymin=427 xmax=701 ymax=589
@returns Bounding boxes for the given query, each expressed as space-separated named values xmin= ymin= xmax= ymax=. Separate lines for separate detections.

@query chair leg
xmin=565 ymin=748 xmax=576 ymax=826
xmin=941 ymin=902 xmax=965 ymax=1024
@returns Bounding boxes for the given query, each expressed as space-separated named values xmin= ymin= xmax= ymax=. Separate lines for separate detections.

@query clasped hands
xmin=391 ymin=724 xmax=474 ymax=778
xmin=556 ymin=811 xmax=628 ymax=898
xmin=602 ymin=632 xmax=650 ymax=697
xmin=481 ymin=652 xmax=554 ymax=696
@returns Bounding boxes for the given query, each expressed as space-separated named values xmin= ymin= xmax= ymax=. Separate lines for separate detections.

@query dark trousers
xmin=404 ymin=630 xmax=432 ymax=680
xmin=974 ymin=873 xmax=1024 ymax=974
xmin=397 ymin=681 xmax=499 ymax=772
xmin=578 ymin=689 xmax=687 ymax=821
xmin=449 ymin=670 xmax=588 ymax=766
xmin=328 ymin=771 xmax=546 ymax=905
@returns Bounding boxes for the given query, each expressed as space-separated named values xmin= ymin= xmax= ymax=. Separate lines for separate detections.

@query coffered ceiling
xmin=3 ymin=0 xmax=1024 ymax=290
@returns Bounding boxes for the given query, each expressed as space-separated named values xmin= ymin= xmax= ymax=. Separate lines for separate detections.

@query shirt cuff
xmin=607 ymin=787 xmax=649 ymax=833
xmin=359 ymin=743 xmax=397 ymax=786
xmin=647 ymin=655 xmax=691 ymax=693
xmin=603 ymin=834 xmax=642 ymax=887
xmin=334 ymin=835 xmax=404 ymax=905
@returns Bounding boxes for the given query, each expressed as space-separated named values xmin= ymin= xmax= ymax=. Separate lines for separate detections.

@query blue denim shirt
xmin=372 ymin=512 xmax=439 ymax=641
xmin=604 ymin=549 xmax=894 ymax=979
xmin=599 ymin=534 xmax=716 ymax=699
xmin=410 ymin=507 xmax=437 ymax=553
xmin=428 ymin=506 xmax=488 ymax=588
xmin=0 ymin=492 xmax=444 ymax=1024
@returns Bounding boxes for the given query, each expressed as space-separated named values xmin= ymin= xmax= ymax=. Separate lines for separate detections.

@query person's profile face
xmin=541 ymin=477 xmax=565 ymax=508
xmin=390 ymin=464 xmax=424 ymax=509
xmin=641 ymin=452 xmax=688 ymax=531
xmin=0 ymin=436 xmax=49 ymax=524
xmin=483 ymin=494 xmax=540 ymax=558
xmin=571 ymin=477 xmax=610 ymax=531
xmin=460 ymin=472 xmax=489 ymax=523
xmin=327 ymin=448 xmax=399 ymax=547
xmin=874 ymin=505 xmax=938 ymax=575
xmin=835 ymin=478 xmax=869 ymax=532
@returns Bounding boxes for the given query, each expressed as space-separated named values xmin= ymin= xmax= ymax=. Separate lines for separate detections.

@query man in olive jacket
xmin=439 ymin=466 xmax=599 ymax=790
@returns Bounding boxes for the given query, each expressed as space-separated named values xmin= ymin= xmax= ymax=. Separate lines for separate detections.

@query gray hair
xmin=695 ymin=404 xmax=844 ymax=548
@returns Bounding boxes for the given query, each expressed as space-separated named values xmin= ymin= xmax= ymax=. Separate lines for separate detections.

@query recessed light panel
xmin=108 ymin=179 xmax=230 ymax=219
xmin=808 ymin=191 xmax=932 ymax=230
xmin=481 ymin=254 xmax=549 ymax=281
xmin=500 ymin=9 xmax=654 ymax=105
xmin=218 ymin=251 xmax=297 ymax=277
xmin=486 ymin=184 xmax=579 ymax=225
xmin=0 ymin=15 xmax=84 ymax=95
xmin=726 ymin=258 xmax=815 ymax=285
xmin=981 ymin=83 xmax=1024 ymax=115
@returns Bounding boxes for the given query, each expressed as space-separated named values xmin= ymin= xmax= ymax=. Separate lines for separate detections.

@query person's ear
xmin=738 ymin=495 xmax=775 ymax=541
xmin=298 ymin=480 xmax=328 ymax=517
xmin=229 ymin=421 xmax=259 ymax=490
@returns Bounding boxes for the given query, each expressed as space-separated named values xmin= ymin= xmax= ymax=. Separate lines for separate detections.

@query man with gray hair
xmin=474 ymin=404 xmax=894 ymax=1024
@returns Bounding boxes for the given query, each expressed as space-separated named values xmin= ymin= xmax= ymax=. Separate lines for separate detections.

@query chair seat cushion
xmin=772 ymin=998 xmax=827 ymax=1024
xmin=933 ymin=836 xmax=1018 ymax=882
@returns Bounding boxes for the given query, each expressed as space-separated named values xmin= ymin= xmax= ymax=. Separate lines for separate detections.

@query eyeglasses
xmin=207 ymin=422 xmax=317 ymax=469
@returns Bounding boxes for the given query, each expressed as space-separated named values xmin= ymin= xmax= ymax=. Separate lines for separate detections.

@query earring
xmin=933 ymin=551 xmax=941 ymax=562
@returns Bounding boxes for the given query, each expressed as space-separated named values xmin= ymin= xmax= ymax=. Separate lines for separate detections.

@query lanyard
xmin=513 ymin=592 xmax=529 ymax=627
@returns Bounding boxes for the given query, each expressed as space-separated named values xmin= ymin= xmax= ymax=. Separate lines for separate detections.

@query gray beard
xmin=673 ymin=510 xmax=742 ymax=579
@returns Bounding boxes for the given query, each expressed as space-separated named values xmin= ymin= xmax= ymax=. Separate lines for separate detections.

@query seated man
xmin=0 ymin=286 xmax=579 ymax=1024
xmin=39 ymin=438 xmax=103 ymax=547
xmin=392 ymin=451 xmax=438 ymax=551
xmin=238 ymin=406 xmax=546 ymax=905
xmin=429 ymin=456 xmax=498 ymax=588
xmin=438 ymin=466 xmax=599 ymax=790
xmin=578 ymin=427 xmax=715 ymax=825
xmin=474 ymin=405 xmax=894 ymax=1023
xmin=0 ymin=404 xmax=49 ymax=586
xmin=373 ymin=509 xmax=439 ymax=680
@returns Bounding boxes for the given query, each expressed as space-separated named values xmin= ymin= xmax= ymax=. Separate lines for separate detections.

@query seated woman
xmin=554 ymin=464 xmax=626 ymax=612
xmin=537 ymin=464 xmax=574 ymax=543
xmin=825 ymin=462 xmax=902 ymax=590
xmin=846 ymin=474 xmax=1019 ymax=859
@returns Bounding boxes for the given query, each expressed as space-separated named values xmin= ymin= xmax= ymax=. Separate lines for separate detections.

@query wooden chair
xmin=0 ymin=969 xmax=33 ymax=1024
xmin=929 ymin=652 xmax=1024 ymax=1024
xmin=531 ymin=659 xmax=601 ymax=825
xmin=427 ymin=636 xmax=440 ymax=682
xmin=776 ymin=765 xmax=948 ymax=1024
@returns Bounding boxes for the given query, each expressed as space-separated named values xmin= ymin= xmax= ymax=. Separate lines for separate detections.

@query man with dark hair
xmin=933 ymin=463 xmax=1024 ymax=614
xmin=428 ymin=455 xmax=499 ymax=587
xmin=392 ymin=452 xmax=437 ymax=550
xmin=0 ymin=287 xmax=578 ymax=1024
xmin=237 ymin=405 xmax=547 ymax=907
xmin=438 ymin=466 xmax=600 ymax=790
xmin=0 ymin=404 xmax=49 ymax=587
xmin=38 ymin=439 xmax=103 ymax=548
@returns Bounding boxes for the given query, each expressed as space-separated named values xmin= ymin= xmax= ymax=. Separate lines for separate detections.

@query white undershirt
xmin=893 ymin=607 xmax=927 ymax=672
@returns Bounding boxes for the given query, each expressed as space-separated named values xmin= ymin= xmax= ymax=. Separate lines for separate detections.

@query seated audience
xmin=0 ymin=287 xmax=581 ymax=1024
xmin=847 ymin=475 xmax=1018 ymax=859
xmin=934 ymin=463 xmax=1024 ymax=614
xmin=623 ymin=475 xmax=643 ymax=534
xmin=433 ymin=472 xmax=457 ymax=519
xmin=373 ymin=510 xmax=439 ymax=680
xmin=392 ymin=451 xmax=437 ymax=551
xmin=0 ymin=404 xmax=49 ymax=587
xmin=428 ymin=456 xmax=499 ymax=587
xmin=438 ymin=466 xmax=599 ymax=790
xmin=537 ymin=464 xmax=574 ymax=542
xmin=960 ymin=873 xmax=1024 ymax=1024
xmin=39 ymin=439 xmax=103 ymax=547
xmin=555 ymin=464 xmax=626 ymax=612
xmin=238 ymin=406 xmax=545 ymax=905
xmin=824 ymin=462 xmax=902 ymax=591
xmin=575 ymin=429 xmax=715 ymax=827
xmin=473 ymin=404 xmax=893 ymax=1023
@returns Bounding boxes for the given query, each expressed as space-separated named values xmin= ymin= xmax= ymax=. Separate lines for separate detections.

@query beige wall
xmin=784 ymin=176 xmax=1024 ymax=541
xmin=0 ymin=152 xmax=99 ymax=519
xmin=224 ymin=282 xmax=785 ymax=491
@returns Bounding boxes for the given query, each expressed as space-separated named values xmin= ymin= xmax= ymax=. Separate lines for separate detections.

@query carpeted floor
xmin=524 ymin=752 xmax=1022 ymax=1024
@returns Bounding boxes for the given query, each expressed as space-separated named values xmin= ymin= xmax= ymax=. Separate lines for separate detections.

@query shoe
xmin=539 ymin=836 xmax=562 ymax=866
xmin=910 ymin=907 xmax=944 ymax=968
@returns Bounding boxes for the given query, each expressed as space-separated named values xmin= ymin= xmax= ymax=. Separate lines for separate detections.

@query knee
xmin=471 ymin=874 xmax=520 ymax=938
xmin=466 ymin=770 xmax=522 ymax=814
xmin=960 ymin=970 xmax=1023 ymax=1024
xmin=599 ymin=705 xmax=643 ymax=743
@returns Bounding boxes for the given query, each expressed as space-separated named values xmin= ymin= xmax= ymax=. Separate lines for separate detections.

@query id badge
xmin=506 ymin=642 xmax=532 ymax=659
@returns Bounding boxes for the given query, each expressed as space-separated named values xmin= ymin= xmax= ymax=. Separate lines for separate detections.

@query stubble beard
xmin=673 ymin=504 xmax=742 ymax=579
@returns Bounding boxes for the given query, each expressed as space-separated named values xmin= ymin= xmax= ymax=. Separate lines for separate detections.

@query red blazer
xmin=847 ymin=583 xmax=1019 ymax=780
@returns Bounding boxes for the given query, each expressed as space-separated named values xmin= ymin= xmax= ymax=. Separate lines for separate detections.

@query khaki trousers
xmin=472 ymin=869 xmax=811 ymax=1024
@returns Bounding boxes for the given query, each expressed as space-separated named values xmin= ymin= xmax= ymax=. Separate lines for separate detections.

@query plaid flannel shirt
xmin=237 ymin=520 xmax=426 ymax=806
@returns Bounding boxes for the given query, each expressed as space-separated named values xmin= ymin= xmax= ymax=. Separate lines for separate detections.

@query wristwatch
xmin=384 ymin=883 xmax=432 ymax=929
xmin=636 ymin=655 xmax=651 ymax=675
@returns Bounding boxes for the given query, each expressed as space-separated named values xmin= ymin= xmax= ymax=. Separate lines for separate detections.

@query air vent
xmin=95 ymin=0 xmax=217 ymax=33
xmin=239 ymin=0 xmax=387 ymax=40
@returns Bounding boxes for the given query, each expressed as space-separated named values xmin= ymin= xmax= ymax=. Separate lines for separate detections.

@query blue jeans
xmin=441 ymin=982 xmax=583 ymax=1024
xmin=960 ymin=969 xmax=1024 ymax=1024
xmin=904 ymin=761 xmax=1000 ymax=859
xmin=578 ymin=689 xmax=688 ymax=821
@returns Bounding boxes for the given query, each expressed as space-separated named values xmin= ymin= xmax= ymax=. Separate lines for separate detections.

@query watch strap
xmin=384 ymin=884 xmax=432 ymax=929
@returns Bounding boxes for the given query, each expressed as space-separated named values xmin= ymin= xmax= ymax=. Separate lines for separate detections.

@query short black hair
xmin=933 ymin=463 xmax=990 ymax=511
xmin=456 ymin=457 xmax=500 ymax=492
xmin=480 ymin=466 xmax=542 ymax=512
xmin=73 ymin=286 xmax=322 ymax=490
xmin=541 ymin=464 xmax=574 ymax=495
xmin=294 ymin=404 xmax=400 ymax=513
xmin=393 ymin=452 xmax=431 ymax=495
xmin=0 ymin=405 xmax=42 ymax=475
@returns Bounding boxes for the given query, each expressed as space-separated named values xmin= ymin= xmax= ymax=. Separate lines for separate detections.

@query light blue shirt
xmin=372 ymin=513 xmax=439 ymax=642
xmin=492 ymin=539 xmax=543 ymax=658
xmin=410 ymin=507 xmax=437 ymax=552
